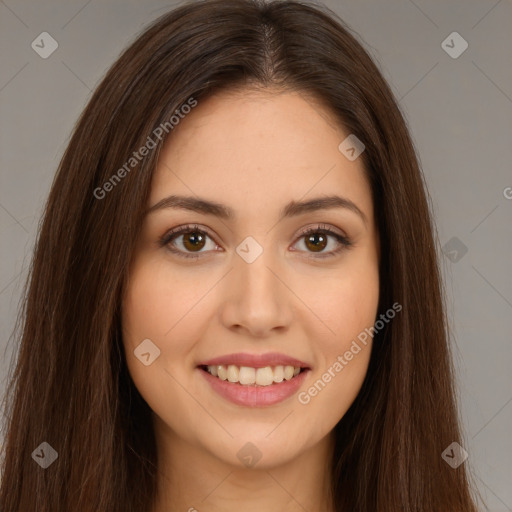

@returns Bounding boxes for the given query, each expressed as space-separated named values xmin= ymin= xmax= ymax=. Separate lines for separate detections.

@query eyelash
xmin=158 ymin=223 xmax=353 ymax=260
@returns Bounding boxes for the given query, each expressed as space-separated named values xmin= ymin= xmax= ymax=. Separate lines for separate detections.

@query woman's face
xmin=122 ymin=88 xmax=380 ymax=471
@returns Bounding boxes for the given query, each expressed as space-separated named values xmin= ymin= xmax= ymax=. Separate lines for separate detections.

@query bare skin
xmin=121 ymin=87 xmax=380 ymax=512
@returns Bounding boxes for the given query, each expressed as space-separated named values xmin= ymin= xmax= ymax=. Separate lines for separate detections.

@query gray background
xmin=0 ymin=0 xmax=511 ymax=509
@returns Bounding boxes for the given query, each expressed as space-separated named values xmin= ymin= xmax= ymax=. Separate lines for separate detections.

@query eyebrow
xmin=147 ymin=194 xmax=367 ymax=225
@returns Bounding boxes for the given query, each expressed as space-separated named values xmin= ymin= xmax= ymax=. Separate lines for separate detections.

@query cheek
xmin=296 ymin=293 xmax=377 ymax=439
xmin=120 ymin=260 xmax=199 ymax=425
xmin=122 ymin=257 xmax=211 ymax=350
xmin=294 ymin=255 xmax=379 ymax=426
xmin=296 ymin=254 xmax=380 ymax=348
xmin=121 ymin=260 xmax=189 ymax=389
xmin=120 ymin=256 xmax=224 ymax=415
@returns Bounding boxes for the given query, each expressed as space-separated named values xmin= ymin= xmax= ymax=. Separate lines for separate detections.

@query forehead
xmin=150 ymin=88 xmax=373 ymax=222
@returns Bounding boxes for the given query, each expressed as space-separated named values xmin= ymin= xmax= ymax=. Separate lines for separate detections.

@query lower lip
xmin=198 ymin=367 xmax=310 ymax=407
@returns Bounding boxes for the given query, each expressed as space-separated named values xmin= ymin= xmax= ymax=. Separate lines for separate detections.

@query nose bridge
xmin=237 ymin=243 xmax=282 ymax=304
xmin=221 ymin=238 xmax=292 ymax=334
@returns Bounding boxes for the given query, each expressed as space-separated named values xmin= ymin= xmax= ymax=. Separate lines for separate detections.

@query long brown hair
xmin=0 ymin=0 xmax=481 ymax=510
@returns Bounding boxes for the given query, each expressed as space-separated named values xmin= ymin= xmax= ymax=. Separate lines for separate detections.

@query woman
xmin=0 ymin=0 xmax=482 ymax=510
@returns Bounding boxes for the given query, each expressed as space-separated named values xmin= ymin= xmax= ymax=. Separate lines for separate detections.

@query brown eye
xmin=182 ymin=231 xmax=207 ymax=252
xmin=160 ymin=224 xmax=218 ymax=259
xmin=292 ymin=225 xmax=353 ymax=259
xmin=304 ymin=232 xmax=328 ymax=252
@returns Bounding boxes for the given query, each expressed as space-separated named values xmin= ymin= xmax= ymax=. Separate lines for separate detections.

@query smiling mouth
xmin=199 ymin=364 xmax=307 ymax=386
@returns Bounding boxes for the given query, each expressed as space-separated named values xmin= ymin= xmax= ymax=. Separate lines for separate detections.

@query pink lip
xmin=198 ymin=367 xmax=310 ymax=407
xmin=198 ymin=352 xmax=310 ymax=369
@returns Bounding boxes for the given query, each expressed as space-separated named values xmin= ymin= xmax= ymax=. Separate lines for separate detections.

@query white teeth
xmin=204 ymin=364 xmax=304 ymax=386
xmin=227 ymin=364 xmax=239 ymax=382
xmin=284 ymin=365 xmax=294 ymax=380
xmin=273 ymin=365 xmax=284 ymax=382
xmin=255 ymin=366 xmax=274 ymax=386
xmin=239 ymin=366 xmax=256 ymax=385
xmin=217 ymin=365 xmax=227 ymax=380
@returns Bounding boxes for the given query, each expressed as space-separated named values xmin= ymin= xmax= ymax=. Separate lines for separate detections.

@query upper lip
xmin=198 ymin=352 xmax=310 ymax=369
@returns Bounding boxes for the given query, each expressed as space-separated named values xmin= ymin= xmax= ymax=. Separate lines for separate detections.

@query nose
xmin=219 ymin=247 xmax=294 ymax=338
